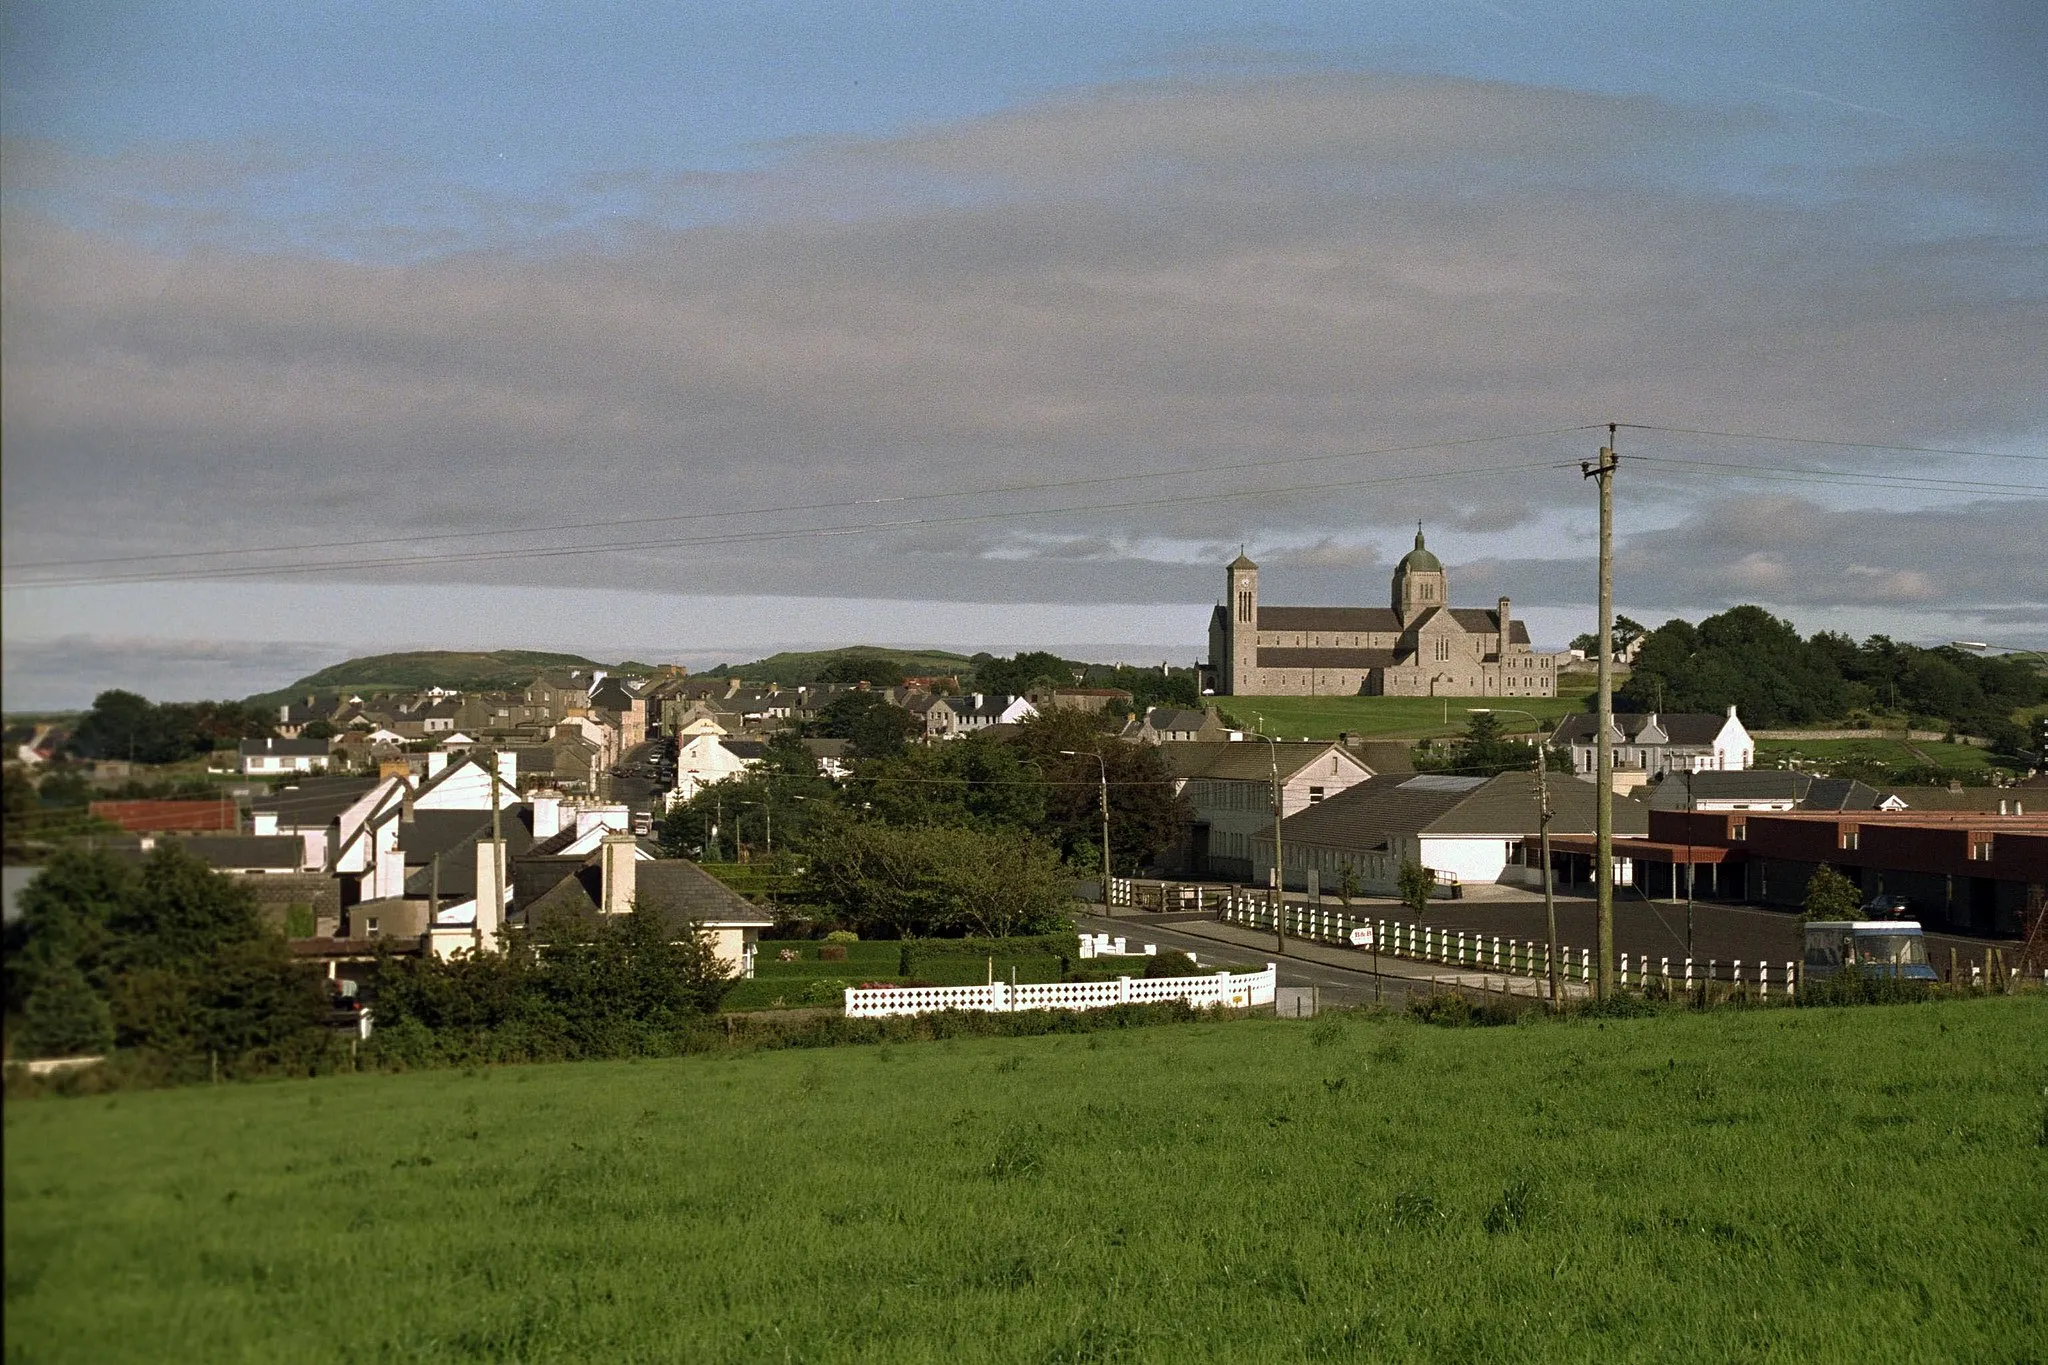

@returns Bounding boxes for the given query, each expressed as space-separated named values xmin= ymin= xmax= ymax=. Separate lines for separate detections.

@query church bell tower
xmin=1392 ymin=525 xmax=1447 ymax=624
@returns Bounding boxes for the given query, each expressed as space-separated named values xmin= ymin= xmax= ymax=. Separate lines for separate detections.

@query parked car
xmin=1860 ymin=894 xmax=1912 ymax=918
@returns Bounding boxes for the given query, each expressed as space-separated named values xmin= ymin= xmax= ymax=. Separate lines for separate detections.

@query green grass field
xmin=1225 ymin=678 xmax=1596 ymax=742
xmin=1753 ymin=736 xmax=2006 ymax=773
xmin=8 ymin=997 xmax=2043 ymax=1362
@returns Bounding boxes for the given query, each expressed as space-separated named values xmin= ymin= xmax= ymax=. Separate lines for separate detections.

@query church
xmin=1205 ymin=529 xmax=1556 ymax=698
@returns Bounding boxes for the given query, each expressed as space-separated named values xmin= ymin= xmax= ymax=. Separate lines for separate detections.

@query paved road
xmin=1076 ymin=911 xmax=1471 ymax=1009
xmin=609 ymin=740 xmax=667 ymax=816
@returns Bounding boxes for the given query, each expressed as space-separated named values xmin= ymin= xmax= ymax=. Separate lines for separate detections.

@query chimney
xmin=531 ymin=795 xmax=561 ymax=839
xmin=401 ymin=780 xmax=415 ymax=823
xmin=426 ymin=751 xmax=448 ymax=779
xmin=474 ymin=838 xmax=505 ymax=947
xmin=253 ymin=811 xmax=279 ymax=836
xmin=600 ymin=833 xmax=638 ymax=915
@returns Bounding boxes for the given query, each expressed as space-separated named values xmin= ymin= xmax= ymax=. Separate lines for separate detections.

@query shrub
xmin=824 ymin=930 xmax=859 ymax=944
xmin=1143 ymin=950 xmax=1202 ymax=979
xmin=1407 ymin=991 xmax=1514 ymax=1027
xmin=1798 ymin=963 xmax=1935 ymax=1008
xmin=1801 ymin=864 xmax=1861 ymax=923
xmin=1397 ymin=861 xmax=1436 ymax=917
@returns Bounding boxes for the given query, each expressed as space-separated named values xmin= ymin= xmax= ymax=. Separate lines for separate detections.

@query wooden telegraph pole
xmin=1582 ymin=426 xmax=1619 ymax=1000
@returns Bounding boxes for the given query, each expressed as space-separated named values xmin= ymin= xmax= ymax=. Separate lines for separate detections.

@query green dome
xmin=1398 ymin=527 xmax=1441 ymax=574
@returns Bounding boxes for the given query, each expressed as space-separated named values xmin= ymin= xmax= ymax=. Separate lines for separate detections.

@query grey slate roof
xmin=398 ymin=807 xmax=537 ymax=897
xmin=1159 ymin=740 xmax=1354 ymax=783
xmin=250 ymin=774 xmax=380 ymax=824
xmin=1647 ymin=770 xmax=1807 ymax=808
xmin=1256 ymin=606 xmax=1403 ymax=632
xmin=512 ymin=856 xmax=774 ymax=930
xmin=1552 ymin=712 xmax=1728 ymax=746
xmin=139 ymin=835 xmax=307 ymax=870
xmin=1277 ymin=771 xmax=1647 ymax=849
xmin=239 ymin=737 xmax=332 ymax=758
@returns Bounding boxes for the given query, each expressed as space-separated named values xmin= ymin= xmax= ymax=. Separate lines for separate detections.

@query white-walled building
xmin=1550 ymin=706 xmax=1753 ymax=780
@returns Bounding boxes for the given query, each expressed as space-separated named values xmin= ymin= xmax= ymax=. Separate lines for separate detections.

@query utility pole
xmin=1256 ymin=731 xmax=1285 ymax=953
xmin=489 ymin=748 xmax=505 ymax=950
xmin=1059 ymin=749 xmax=1113 ymax=909
xmin=1582 ymin=425 xmax=1619 ymax=1000
xmin=1537 ymin=742 xmax=1558 ymax=1005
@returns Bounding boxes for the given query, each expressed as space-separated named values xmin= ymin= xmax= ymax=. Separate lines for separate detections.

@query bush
xmin=1801 ymin=864 xmax=1861 ymax=923
xmin=1407 ymin=991 xmax=1514 ymax=1027
xmin=1798 ymin=963 xmax=1936 ymax=1008
xmin=1143 ymin=950 xmax=1202 ymax=979
xmin=824 ymin=929 xmax=859 ymax=944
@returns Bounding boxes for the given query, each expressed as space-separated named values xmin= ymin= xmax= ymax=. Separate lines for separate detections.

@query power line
xmin=5 ymin=423 xmax=1601 ymax=572
xmin=1628 ymin=456 xmax=2045 ymax=498
xmin=6 ymin=457 xmax=1580 ymax=591
xmin=1618 ymin=423 xmax=2048 ymax=463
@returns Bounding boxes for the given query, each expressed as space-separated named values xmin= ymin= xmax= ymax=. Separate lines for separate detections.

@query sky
xmin=3 ymin=1 xmax=2044 ymax=708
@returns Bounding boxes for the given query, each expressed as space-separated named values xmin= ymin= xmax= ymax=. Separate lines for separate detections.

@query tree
xmin=1398 ymin=861 xmax=1436 ymax=916
xmin=848 ymin=734 xmax=1046 ymax=834
xmin=18 ymin=960 xmax=115 ymax=1058
xmin=1336 ymin=863 xmax=1361 ymax=908
xmin=817 ymin=655 xmax=906 ymax=687
xmin=973 ymin=651 xmax=1075 ymax=697
xmin=800 ymin=819 xmax=1071 ymax=939
xmin=815 ymin=691 xmax=920 ymax=759
xmin=1616 ymin=607 xmax=1848 ymax=727
xmin=1569 ymin=616 xmax=1645 ymax=656
xmin=1011 ymin=710 xmax=1190 ymax=874
xmin=1802 ymin=864 xmax=1861 ymax=923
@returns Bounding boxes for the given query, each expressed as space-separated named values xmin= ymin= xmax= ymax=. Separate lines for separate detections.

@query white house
xmin=239 ymin=736 xmax=333 ymax=776
xmin=925 ymin=694 xmax=1037 ymax=739
xmin=1157 ymin=740 xmax=1384 ymax=880
xmin=1254 ymin=771 xmax=1649 ymax=895
xmin=670 ymin=717 xmax=762 ymax=804
xmin=1550 ymin=706 xmax=1753 ymax=780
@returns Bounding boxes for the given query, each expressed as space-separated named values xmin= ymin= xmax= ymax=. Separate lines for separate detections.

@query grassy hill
xmin=7 ymin=997 xmax=2041 ymax=1360
xmin=243 ymin=649 xmax=616 ymax=706
xmin=706 ymin=645 xmax=978 ymax=686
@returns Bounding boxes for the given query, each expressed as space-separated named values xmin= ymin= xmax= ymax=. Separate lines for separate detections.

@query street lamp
xmin=1248 ymin=728 xmax=1286 ymax=954
xmin=1470 ymin=708 xmax=1559 ymax=1004
xmin=1059 ymin=750 xmax=1113 ymax=909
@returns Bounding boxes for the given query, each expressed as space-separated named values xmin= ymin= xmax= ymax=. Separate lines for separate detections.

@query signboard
xmin=1349 ymin=926 xmax=1373 ymax=947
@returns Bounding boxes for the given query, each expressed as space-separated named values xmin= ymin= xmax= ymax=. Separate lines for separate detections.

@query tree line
xmin=65 ymin=689 xmax=277 ymax=765
xmin=1614 ymin=607 xmax=2041 ymax=748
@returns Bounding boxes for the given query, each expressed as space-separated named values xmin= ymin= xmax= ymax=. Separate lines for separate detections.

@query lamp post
xmin=1470 ymin=708 xmax=1558 ymax=1004
xmin=1249 ymin=729 xmax=1285 ymax=954
xmin=1059 ymin=749 xmax=1113 ymax=908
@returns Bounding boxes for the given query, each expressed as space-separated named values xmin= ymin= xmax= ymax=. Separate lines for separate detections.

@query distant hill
xmin=705 ymin=646 xmax=978 ymax=687
xmin=244 ymin=650 xmax=620 ymax=707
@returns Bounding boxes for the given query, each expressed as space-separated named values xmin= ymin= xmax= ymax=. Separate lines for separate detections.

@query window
xmin=1731 ymin=823 xmax=1747 ymax=841
xmin=1309 ymin=786 xmax=1326 ymax=804
xmin=1840 ymin=830 xmax=1858 ymax=851
xmin=1238 ymin=590 xmax=1253 ymax=622
xmin=365 ymin=917 xmax=381 ymax=938
xmin=1971 ymin=839 xmax=1994 ymax=861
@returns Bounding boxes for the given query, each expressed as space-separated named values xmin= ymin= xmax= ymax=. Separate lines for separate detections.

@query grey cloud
xmin=0 ymin=636 xmax=344 ymax=710
xmin=3 ymin=72 xmax=2043 ymax=625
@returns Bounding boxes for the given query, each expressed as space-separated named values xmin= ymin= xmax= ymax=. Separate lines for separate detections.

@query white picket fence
xmin=843 ymin=965 xmax=1277 ymax=1018
xmin=1217 ymin=893 xmax=1800 ymax=995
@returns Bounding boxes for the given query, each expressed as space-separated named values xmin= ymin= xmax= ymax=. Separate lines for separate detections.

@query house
xmin=1027 ymin=685 xmax=1134 ymax=716
xmin=511 ymin=833 xmax=775 ymax=978
xmin=1156 ymin=740 xmax=1382 ymax=880
xmin=672 ymin=719 xmax=762 ymax=803
xmin=1550 ymin=706 xmax=1753 ymax=781
xmin=1120 ymin=706 xmax=1234 ymax=744
xmin=924 ymin=694 xmax=1037 ymax=739
xmin=1254 ymin=771 xmax=1649 ymax=895
xmin=329 ymin=750 xmax=520 ymax=906
xmin=239 ymin=736 xmax=333 ymax=775
xmin=249 ymin=773 xmax=385 ymax=869
xmin=804 ymin=738 xmax=854 ymax=780
xmin=588 ymin=675 xmax=649 ymax=751
xmin=1207 ymin=532 xmax=1556 ymax=698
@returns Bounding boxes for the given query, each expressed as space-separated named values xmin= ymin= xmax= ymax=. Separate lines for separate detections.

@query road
xmin=609 ymin=740 xmax=668 ymax=820
xmin=1075 ymin=911 xmax=1472 ymax=1009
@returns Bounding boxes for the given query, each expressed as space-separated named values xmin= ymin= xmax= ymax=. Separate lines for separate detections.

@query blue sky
xmin=3 ymin=1 xmax=2044 ymax=705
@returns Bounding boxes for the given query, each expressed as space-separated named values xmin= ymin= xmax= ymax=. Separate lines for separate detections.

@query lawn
xmin=1753 ymin=736 xmax=2008 ymax=773
xmin=7 ymin=997 xmax=2044 ymax=1362
xmin=1224 ymin=678 xmax=1596 ymax=743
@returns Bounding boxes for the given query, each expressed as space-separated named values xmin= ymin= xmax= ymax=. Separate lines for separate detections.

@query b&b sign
xmin=1349 ymin=926 xmax=1373 ymax=947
